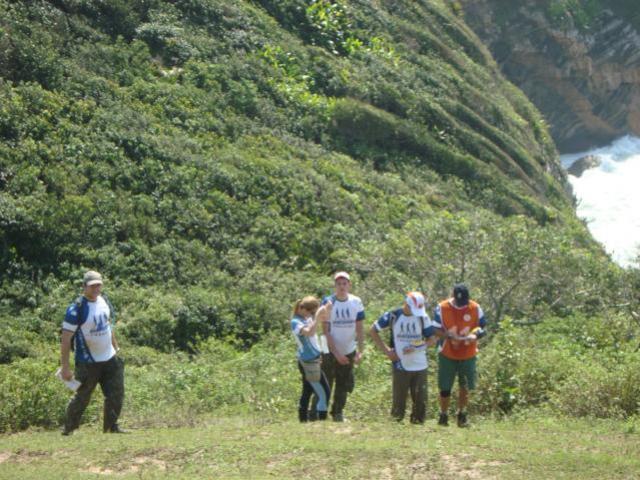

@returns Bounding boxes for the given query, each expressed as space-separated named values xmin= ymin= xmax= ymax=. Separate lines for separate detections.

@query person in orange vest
xmin=432 ymin=283 xmax=487 ymax=427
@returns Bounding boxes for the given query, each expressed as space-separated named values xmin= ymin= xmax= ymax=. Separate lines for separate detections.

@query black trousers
xmin=312 ymin=351 xmax=355 ymax=416
xmin=391 ymin=368 xmax=427 ymax=424
xmin=64 ymin=356 xmax=124 ymax=432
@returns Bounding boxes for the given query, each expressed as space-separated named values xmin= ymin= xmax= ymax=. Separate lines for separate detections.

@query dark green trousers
xmin=392 ymin=368 xmax=427 ymax=424
xmin=312 ymin=351 xmax=355 ymax=416
xmin=64 ymin=356 xmax=124 ymax=433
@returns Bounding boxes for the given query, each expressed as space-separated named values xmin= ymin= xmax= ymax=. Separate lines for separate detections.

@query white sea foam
xmin=561 ymin=135 xmax=640 ymax=268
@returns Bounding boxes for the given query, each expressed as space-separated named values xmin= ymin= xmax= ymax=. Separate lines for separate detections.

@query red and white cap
xmin=405 ymin=291 xmax=427 ymax=317
xmin=333 ymin=271 xmax=351 ymax=281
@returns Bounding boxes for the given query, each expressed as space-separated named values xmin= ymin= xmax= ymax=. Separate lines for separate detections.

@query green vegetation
xmin=0 ymin=0 xmax=639 ymax=437
xmin=2 ymin=308 xmax=639 ymax=433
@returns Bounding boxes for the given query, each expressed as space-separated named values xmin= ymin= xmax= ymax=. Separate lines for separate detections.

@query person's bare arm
xmin=298 ymin=313 xmax=320 ymax=336
xmin=318 ymin=302 xmax=349 ymax=365
xmin=60 ymin=330 xmax=74 ymax=381
xmin=369 ymin=324 xmax=399 ymax=361
xmin=111 ymin=329 xmax=120 ymax=352
xmin=354 ymin=320 xmax=365 ymax=364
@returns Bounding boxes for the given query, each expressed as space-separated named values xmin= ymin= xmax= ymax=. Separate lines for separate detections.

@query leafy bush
xmin=0 ymin=358 xmax=70 ymax=432
xmin=550 ymin=352 xmax=640 ymax=418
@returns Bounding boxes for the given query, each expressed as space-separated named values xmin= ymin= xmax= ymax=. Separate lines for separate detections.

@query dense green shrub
xmin=0 ymin=358 xmax=70 ymax=432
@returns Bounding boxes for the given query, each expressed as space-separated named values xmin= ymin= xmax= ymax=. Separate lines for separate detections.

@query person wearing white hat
xmin=312 ymin=271 xmax=365 ymax=422
xmin=60 ymin=270 xmax=126 ymax=435
xmin=370 ymin=291 xmax=436 ymax=424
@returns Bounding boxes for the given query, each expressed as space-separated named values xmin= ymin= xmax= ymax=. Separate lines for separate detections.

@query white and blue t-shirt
xmin=62 ymin=295 xmax=116 ymax=363
xmin=291 ymin=314 xmax=322 ymax=362
xmin=374 ymin=309 xmax=434 ymax=371
xmin=320 ymin=294 xmax=365 ymax=356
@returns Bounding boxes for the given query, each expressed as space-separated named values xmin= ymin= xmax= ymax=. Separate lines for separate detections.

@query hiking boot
xmin=437 ymin=412 xmax=449 ymax=426
xmin=332 ymin=412 xmax=345 ymax=422
xmin=457 ymin=412 xmax=469 ymax=428
xmin=105 ymin=424 xmax=129 ymax=434
xmin=318 ymin=411 xmax=328 ymax=421
xmin=308 ymin=410 xmax=318 ymax=422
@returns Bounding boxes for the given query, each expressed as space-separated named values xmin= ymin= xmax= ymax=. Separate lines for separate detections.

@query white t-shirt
xmin=320 ymin=294 xmax=365 ymax=356
xmin=63 ymin=296 xmax=116 ymax=363
xmin=374 ymin=309 xmax=434 ymax=371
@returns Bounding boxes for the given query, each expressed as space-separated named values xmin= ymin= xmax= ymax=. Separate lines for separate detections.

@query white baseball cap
xmin=334 ymin=271 xmax=351 ymax=281
xmin=405 ymin=291 xmax=426 ymax=316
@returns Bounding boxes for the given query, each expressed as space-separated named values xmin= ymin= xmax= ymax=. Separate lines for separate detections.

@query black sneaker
xmin=105 ymin=424 xmax=130 ymax=434
xmin=61 ymin=428 xmax=73 ymax=436
xmin=332 ymin=412 xmax=345 ymax=422
xmin=438 ymin=413 xmax=449 ymax=426
xmin=308 ymin=410 xmax=318 ymax=422
xmin=318 ymin=411 xmax=328 ymax=421
xmin=457 ymin=412 xmax=469 ymax=428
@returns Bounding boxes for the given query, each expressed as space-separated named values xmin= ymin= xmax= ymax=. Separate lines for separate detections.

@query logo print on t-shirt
xmin=90 ymin=312 xmax=109 ymax=333
xmin=463 ymin=314 xmax=472 ymax=322
xmin=334 ymin=307 xmax=353 ymax=325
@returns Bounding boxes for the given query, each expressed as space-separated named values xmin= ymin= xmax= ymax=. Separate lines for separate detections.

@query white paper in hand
xmin=318 ymin=334 xmax=330 ymax=354
xmin=55 ymin=368 xmax=81 ymax=391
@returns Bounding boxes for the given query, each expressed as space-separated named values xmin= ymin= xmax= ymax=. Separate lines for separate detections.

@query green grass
xmin=0 ymin=415 xmax=638 ymax=479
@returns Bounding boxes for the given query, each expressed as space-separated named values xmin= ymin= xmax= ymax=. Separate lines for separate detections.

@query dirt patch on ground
xmin=371 ymin=461 xmax=442 ymax=480
xmin=84 ymin=465 xmax=116 ymax=475
xmin=84 ymin=451 xmax=169 ymax=476
xmin=440 ymin=453 xmax=506 ymax=479
xmin=0 ymin=452 xmax=11 ymax=464
xmin=329 ymin=424 xmax=355 ymax=435
xmin=7 ymin=449 xmax=50 ymax=464
xmin=126 ymin=455 xmax=168 ymax=472
xmin=266 ymin=452 xmax=297 ymax=470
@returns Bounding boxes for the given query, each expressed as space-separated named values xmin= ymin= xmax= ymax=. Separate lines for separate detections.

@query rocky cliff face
xmin=459 ymin=0 xmax=640 ymax=153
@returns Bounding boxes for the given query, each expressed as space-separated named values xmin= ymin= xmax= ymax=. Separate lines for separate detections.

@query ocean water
xmin=561 ymin=135 xmax=640 ymax=268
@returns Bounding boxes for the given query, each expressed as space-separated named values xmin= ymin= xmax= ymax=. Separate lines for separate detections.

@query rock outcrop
xmin=567 ymin=155 xmax=601 ymax=177
xmin=458 ymin=1 xmax=640 ymax=153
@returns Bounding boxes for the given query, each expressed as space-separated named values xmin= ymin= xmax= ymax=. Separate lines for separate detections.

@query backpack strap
xmin=388 ymin=310 xmax=398 ymax=350
xmin=69 ymin=296 xmax=86 ymax=352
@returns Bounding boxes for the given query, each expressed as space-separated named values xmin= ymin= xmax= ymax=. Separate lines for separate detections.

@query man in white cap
xmin=60 ymin=270 xmax=126 ymax=435
xmin=370 ymin=292 xmax=436 ymax=424
xmin=313 ymin=271 xmax=365 ymax=422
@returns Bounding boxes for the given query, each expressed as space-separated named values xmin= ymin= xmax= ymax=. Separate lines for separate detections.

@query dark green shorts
xmin=437 ymin=353 xmax=477 ymax=391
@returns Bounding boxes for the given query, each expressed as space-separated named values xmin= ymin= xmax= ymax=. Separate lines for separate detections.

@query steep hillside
xmin=0 ymin=0 xmax=625 ymax=355
xmin=458 ymin=0 xmax=640 ymax=152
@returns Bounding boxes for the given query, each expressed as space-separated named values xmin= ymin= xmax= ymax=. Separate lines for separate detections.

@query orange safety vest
xmin=439 ymin=299 xmax=480 ymax=360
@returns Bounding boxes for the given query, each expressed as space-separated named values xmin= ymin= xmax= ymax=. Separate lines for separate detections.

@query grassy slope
xmin=0 ymin=415 xmax=639 ymax=479
xmin=1 ymin=0 xmax=604 ymax=362
xmin=0 ymin=0 xmax=608 ymax=365
xmin=0 ymin=0 xmax=572 ymax=296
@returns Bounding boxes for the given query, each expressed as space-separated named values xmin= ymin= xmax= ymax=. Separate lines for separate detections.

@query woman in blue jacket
xmin=291 ymin=296 xmax=330 ymax=422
